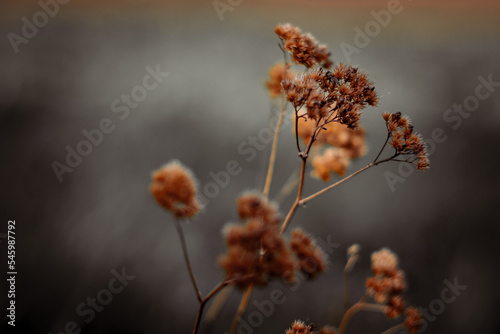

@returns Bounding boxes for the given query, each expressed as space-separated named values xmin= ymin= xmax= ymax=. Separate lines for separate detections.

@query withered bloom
xmin=312 ymin=147 xmax=351 ymax=181
xmin=219 ymin=192 xmax=296 ymax=288
xmin=285 ymin=320 xmax=316 ymax=334
xmin=150 ymin=160 xmax=201 ymax=218
xmin=219 ymin=219 xmax=296 ymax=288
xmin=383 ymin=112 xmax=430 ymax=170
xmin=366 ymin=248 xmax=407 ymax=318
xmin=283 ymin=64 xmax=378 ymax=129
xmin=236 ymin=191 xmax=279 ymax=225
xmin=290 ymin=228 xmax=327 ymax=279
xmin=275 ymin=23 xmax=332 ymax=69
xmin=265 ymin=63 xmax=295 ymax=98
xmin=404 ymin=307 xmax=423 ymax=333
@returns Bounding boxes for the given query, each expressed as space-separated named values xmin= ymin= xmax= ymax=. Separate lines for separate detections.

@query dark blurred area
xmin=1 ymin=1 xmax=500 ymax=333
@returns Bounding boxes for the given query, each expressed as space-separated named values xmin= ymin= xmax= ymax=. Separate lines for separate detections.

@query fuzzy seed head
xmin=150 ymin=160 xmax=201 ymax=218
xmin=285 ymin=320 xmax=316 ymax=334
xmin=290 ymin=228 xmax=327 ymax=279
xmin=371 ymin=248 xmax=399 ymax=276
xmin=404 ymin=307 xmax=423 ymax=333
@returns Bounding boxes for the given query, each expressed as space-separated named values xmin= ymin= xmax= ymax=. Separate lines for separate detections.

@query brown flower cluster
xmin=285 ymin=321 xmax=335 ymax=334
xmin=296 ymin=115 xmax=367 ymax=181
xmin=150 ymin=160 xmax=201 ymax=218
xmin=290 ymin=228 xmax=327 ymax=279
xmin=285 ymin=320 xmax=316 ymax=334
xmin=312 ymin=148 xmax=350 ymax=180
xmin=404 ymin=306 xmax=423 ymax=333
xmin=265 ymin=63 xmax=295 ymax=98
xmin=366 ymin=248 xmax=406 ymax=318
xmin=274 ymin=23 xmax=332 ymax=69
xmin=383 ymin=112 xmax=430 ymax=170
xmin=219 ymin=192 xmax=295 ymax=288
xmin=283 ymin=65 xmax=378 ymax=129
xmin=219 ymin=193 xmax=327 ymax=288
xmin=366 ymin=248 xmax=422 ymax=332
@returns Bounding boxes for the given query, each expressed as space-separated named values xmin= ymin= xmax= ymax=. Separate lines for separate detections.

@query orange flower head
xmin=265 ymin=63 xmax=295 ymax=98
xmin=290 ymin=228 xmax=327 ymax=279
xmin=236 ymin=191 xmax=279 ymax=225
xmin=150 ymin=160 xmax=201 ymax=218
xmin=285 ymin=320 xmax=316 ymax=334
xmin=404 ymin=307 xmax=423 ymax=333
xmin=275 ymin=23 xmax=332 ymax=69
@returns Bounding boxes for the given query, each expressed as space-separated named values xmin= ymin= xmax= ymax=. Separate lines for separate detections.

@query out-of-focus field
xmin=1 ymin=1 xmax=499 ymax=333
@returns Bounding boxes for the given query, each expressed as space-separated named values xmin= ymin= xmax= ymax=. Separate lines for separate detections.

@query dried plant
xmin=150 ymin=23 xmax=429 ymax=334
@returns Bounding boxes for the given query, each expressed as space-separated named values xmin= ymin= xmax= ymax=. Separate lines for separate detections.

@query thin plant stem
xmin=230 ymin=283 xmax=254 ymax=334
xmin=381 ymin=323 xmax=405 ymax=334
xmin=338 ymin=302 xmax=386 ymax=334
xmin=299 ymin=155 xmax=397 ymax=206
xmin=280 ymin=123 xmax=400 ymax=235
xmin=295 ymin=109 xmax=302 ymax=153
xmin=174 ymin=219 xmax=202 ymax=302
xmin=300 ymin=163 xmax=373 ymax=206
xmin=343 ymin=268 xmax=351 ymax=313
xmin=192 ymin=279 xmax=230 ymax=334
xmin=263 ymin=84 xmax=286 ymax=197
xmin=279 ymin=118 xmax=321 ymax=235
xmin=373 ymin=133 xmax=391 ymax=163
xmin=206 ymin=285 xmax=234 ymax=322
xmin=279 ymin=155 xmax=307 ymax=235
xmin=263 ymin=43 xmax=289 ymax=197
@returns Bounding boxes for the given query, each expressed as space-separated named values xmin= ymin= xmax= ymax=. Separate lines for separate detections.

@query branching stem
xmin=192 ymin=279 xmax=231 ymax=334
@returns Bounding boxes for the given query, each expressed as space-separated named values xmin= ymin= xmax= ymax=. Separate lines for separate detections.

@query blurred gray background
xmin=1 ymin=0 xmax=499 ymax=333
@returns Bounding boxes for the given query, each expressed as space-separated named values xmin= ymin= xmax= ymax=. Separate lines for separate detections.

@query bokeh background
xmin=1 ymin=0 xmax=500 ymax=333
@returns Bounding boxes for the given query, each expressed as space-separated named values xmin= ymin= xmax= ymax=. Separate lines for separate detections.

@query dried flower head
xmin=366 ymin=248 xmax=407 ymax=318
xmin=265 ymin=63 xmax=295 ymax=98
xmin=220 ymin=191 xmax=298 ymax=288
xmin=371 ymin=248 xmax=399 ymax=276
xmin=219 ymin=218 xmax=296 ymax=288
xmin=275 ymin=23 xmax=332 ymax=69
xmin=290 ymin=228 xmax=327 ymax=279
xmin=285 ymin=320 xmax=316 ymax=334
xmin=345 ymin=244 xmax=360 ymax=272
xmin=385 ymin=295 xmax=405 ymax=318
xmin=404 ymin=307 xmax=423 ymax=333
xmin=312 ymin=147 xmax=350 ymax=181
xmin=283 ymin=65 xmax=377 ymax=129
xmin=150 ymin=160 xmax=201 ymax=218
xmin=236 ymin=191 xmax=279 ymax=225
xmin=384 ymin=112 xmax=430 ymax=170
